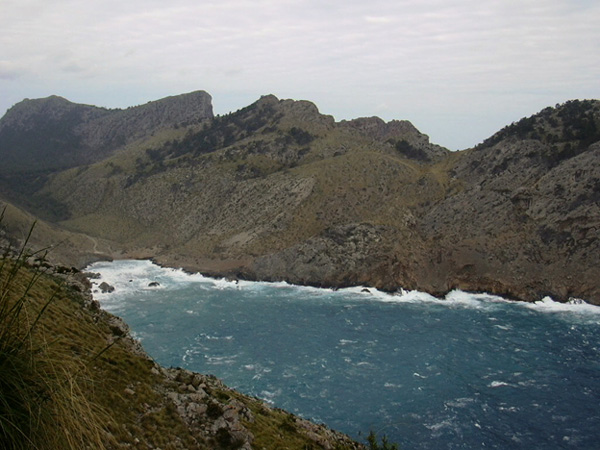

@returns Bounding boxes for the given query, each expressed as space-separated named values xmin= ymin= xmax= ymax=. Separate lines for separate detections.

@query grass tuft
xmin=0 ymin=210 xmax=106 ymax=450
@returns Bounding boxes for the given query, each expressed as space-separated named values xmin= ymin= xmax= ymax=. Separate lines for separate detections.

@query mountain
xmin=0 ymin=93 xmax=598 ymax=304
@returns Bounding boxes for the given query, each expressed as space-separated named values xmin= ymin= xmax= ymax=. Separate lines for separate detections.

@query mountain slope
xmin=0 ymin=93 xmax=598 ymax=304
xmin=34 ymin=95 xmax=450 ymax=286
xmin=0 ymin=196 xmax=120 ymax=266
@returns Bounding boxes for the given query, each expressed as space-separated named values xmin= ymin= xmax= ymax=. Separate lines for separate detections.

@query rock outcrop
xmin=340 ymin=116 xmax=449 ymax=161
xmin=252 ymin=223 xmax=405 ymax=290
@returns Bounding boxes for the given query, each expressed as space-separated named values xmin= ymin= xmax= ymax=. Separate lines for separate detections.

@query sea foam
xmin=87 ymin=259 xmax=600 ymax=320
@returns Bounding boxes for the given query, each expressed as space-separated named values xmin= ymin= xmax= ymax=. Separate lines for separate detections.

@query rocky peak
xmin=251 ymin=95 xmax=335 ymax=129
xmin=279 ymin=98 xmax=335 ymax=127
xmin=0 ymin=95 xmax=107 ymax=132
xmin=339 ymin=116 xmax=449 ymax=162
xmin=340 ymin=116 xmax=422 ymax=142
xmin=81 ymin=90 xmax=214 ymax=149
xmin=125 ymin=90 xmax=213 ymax=125
xmin=0 ymin=91 xmax=214 ymax=173
xmin=254 ymin=94 xmax=279 ymax=106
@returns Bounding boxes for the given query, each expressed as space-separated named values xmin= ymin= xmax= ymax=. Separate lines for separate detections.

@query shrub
xmin=366 ymin=431 xmax=400 ymax=450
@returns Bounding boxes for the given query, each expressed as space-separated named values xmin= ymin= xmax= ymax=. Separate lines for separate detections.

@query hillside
xmin=0 ymin=93 xmax=598 ymax=304
xmin=0 ymin=250 xmax=365 ymax=450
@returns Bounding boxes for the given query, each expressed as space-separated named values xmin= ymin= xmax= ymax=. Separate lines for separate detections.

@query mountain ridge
xmin=0 ymin=92 xmax=598 ymax=304
xmin=0 ymin=90 xmax=213 ymax=173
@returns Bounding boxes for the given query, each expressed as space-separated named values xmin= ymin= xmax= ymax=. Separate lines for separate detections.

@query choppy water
xmin=89 ymin=260 xmax=600 ymax=449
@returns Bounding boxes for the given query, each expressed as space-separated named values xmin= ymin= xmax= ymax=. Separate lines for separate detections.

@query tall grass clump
xmin=0 ymin=212 xmax=106 ymax=450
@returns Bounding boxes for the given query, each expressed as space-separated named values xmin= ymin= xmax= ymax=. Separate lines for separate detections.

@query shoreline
xmin=85 ymin=257 xmax=598 ymax=310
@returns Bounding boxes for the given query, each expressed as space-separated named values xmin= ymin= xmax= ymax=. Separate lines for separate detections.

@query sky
xmin=1 ymin=0 xmax=599 ymax=150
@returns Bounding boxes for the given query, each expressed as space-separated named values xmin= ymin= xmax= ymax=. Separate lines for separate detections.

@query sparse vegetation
xmin=476 ymin=99 xmax=600 ymax=153
xmin=159 ymin=98 xmax=281 ymax=158
xmin=393 ymin=139 xmax=431 ymax=162
xmin=288 ymin=127 xmax=315 ymax=146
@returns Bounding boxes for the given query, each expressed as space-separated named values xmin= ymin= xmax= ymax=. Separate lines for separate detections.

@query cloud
xmin=0 ymin=0 xmax=599 ymax=149
xmin=364 ymin=16 xmax=395 ymax=24
xmin=0 ymin=60 xmax=25 ymax=80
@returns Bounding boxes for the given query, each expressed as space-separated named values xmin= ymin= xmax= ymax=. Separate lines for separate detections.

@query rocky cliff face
xmin=0 ymin=91 xmax=213 ymax=173
xmin=0 ymin=93 xmax=598 ymax=304
xmin=419 ymin=100 xmax=600 ymax=302
xmin=340 ymin=116 xmax=448 ymax=162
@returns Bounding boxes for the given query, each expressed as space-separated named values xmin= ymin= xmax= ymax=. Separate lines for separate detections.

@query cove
xmin=89 ymin=259 xmax=600 ymax=450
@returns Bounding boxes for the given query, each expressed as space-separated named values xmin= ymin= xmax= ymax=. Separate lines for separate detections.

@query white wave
xmin=499 ymin=406 xmax=520 ymax=412
xmin=337 ymin=285 xmax=384 ymax=297
xmin=523 ymin=296 xmax=600 ymax=315
xmin=206 ymin=355 xmax=238 ymax=365
xmin=199 ymin=333 xmax=233 ymax=341
xmin=374 ymin=289 xmax=439 ymax=304
xmin=87 ymin=260 xmax=171 ymax=305
xmin=425 ymin=418 xmax=460 ymax=438
xmin=259 ymin=389 xmax=281 ymax=403
xmin=445 ymin=289 xmax=511 ymax=305
xmin=445 ymin=397 xmax=475 ymax=408
xmin=356 ymin=361 xmax=373 ymax=367
xmin=88 ymin=260 xmax=600 ymax=320
xmin=182 ymin=347 xmax=203 ymax=363
xmin=489 ymin=381 xmax=512 ymax=388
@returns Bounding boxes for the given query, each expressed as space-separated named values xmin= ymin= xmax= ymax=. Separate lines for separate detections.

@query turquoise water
xmin=89 ymin=260 xmax=600 ymax=449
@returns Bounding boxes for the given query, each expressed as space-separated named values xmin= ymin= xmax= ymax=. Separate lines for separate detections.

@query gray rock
xmin=98 ymin=281 xmax=114 ymax=293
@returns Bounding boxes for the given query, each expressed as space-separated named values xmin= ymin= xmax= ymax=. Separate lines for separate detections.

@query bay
xmin=89 ymin=259 xmax=600 ymax=449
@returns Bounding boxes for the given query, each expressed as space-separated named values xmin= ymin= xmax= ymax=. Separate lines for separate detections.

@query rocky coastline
xmin=61 ymin=267 xmax=367 ymax=450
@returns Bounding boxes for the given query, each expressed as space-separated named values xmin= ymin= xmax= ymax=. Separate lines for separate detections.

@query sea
xmin=88 ymin=259 xmax=600 ymax=450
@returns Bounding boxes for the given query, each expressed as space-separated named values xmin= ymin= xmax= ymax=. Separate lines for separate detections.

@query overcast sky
xmin=1 ymin=0 xmax=598 ymax=150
